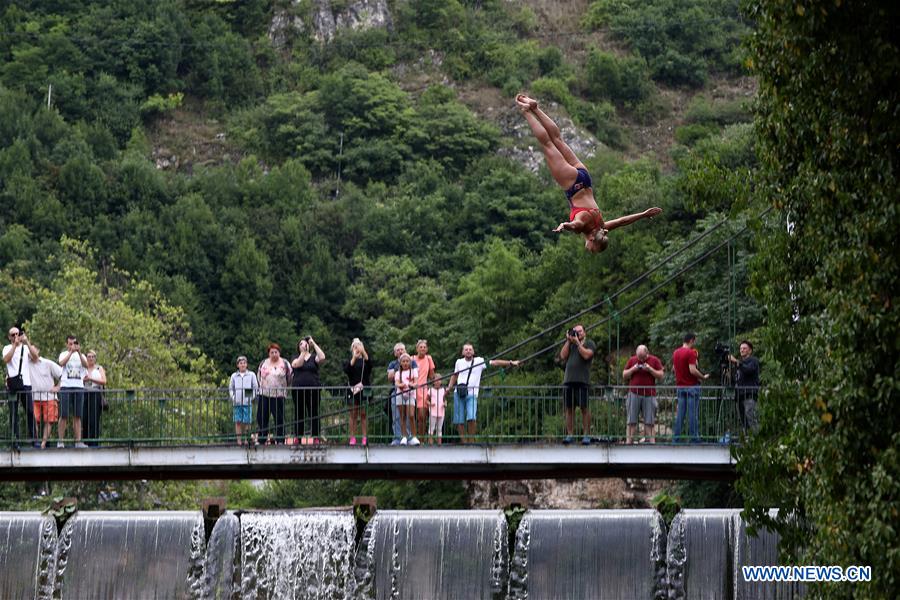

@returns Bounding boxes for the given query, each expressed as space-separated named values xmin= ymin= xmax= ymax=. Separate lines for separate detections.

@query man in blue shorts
xmin=447 ymin=344 xmax=520 ymax=443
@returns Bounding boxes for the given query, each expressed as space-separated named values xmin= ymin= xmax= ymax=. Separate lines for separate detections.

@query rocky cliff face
xmin=467 ymin=478 xmax=667 ymax=510
xmin=269 ymin=0 xmax=392 ymax=46
xmin=496 ymin=101 xmax=603 ymax=174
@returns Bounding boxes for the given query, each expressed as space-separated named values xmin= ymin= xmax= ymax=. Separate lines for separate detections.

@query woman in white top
xmin=82 ymin=350 xmax=107 ymax=447
xmin=393 ymin=353 xmax=419 ymax=445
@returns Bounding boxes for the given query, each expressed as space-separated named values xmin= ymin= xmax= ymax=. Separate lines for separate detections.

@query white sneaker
xmin=409 ymin=437 xmax=421 ymax=446
xmin=74 ymin=442 xmax=88 ymax=449
xmin=57 ymin=442 xmax=65 ymax=448
xmin=400 ymin=437 xmax=408 ymax=446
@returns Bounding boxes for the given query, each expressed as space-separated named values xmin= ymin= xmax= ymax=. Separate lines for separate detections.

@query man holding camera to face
xmin=623 ymin=345 xmax=664 ymax=444
xmin=58 ymin=335 xmax=88 ymax=448
xmin=557 ymin=324 xmax=596 ymax=445
xmin=4 ymin=326 xmax=39 ymax=447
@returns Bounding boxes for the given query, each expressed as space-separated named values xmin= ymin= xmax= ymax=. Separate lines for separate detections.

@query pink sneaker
xmin=349 ymin=437 xmax=357 ymax=446
xmin=362 ymin=437 xmax=367 ymax=446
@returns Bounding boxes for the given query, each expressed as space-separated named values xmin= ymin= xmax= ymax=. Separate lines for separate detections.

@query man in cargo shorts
xmin=29 ymin=347 xmax=63 ymax=449
xmin=622 ymin=344 xmax=664 ymax=444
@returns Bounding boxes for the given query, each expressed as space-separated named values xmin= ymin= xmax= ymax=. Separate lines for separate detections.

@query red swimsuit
xmin=569 ymin=206 xmax=604 ymax=233
xmin=565 ymin=168 xmax=603 ymax=233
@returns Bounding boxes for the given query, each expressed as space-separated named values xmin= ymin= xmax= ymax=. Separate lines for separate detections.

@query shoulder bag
xmin=5 ymin=345 xmax=25 ymax=392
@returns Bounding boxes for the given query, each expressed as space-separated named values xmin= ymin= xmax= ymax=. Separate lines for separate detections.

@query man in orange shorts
xmin=29 ymin=349 xmax=63 ymax=449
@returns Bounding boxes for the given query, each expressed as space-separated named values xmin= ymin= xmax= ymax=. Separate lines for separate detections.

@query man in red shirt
xmin=622 ymin=345 xmax=664 ymax=443
xmin=672 ymin=333 xmax=709 ymax=442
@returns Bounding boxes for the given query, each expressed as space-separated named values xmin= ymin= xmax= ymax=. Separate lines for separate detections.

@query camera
xmin=568 ymin=328 xmax=577 ymax=338
xmin=714 ymin=342 xmax=730 ymax=365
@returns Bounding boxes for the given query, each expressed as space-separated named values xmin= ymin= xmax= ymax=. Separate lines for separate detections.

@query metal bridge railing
xmin=0 ymin=385 xmax=755 ymax=447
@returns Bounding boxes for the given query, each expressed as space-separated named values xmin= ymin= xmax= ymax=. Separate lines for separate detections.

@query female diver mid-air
xmin=516 ymin=94 xmax=662 ymax=253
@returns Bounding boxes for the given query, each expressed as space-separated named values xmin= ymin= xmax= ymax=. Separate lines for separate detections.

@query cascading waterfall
xmin=0 ymin=508 xmax=805 ymax=599
xmin=666 ymin=509 xmax=736 ymax=600
xmin=356 ymin=510 xmax=508 ymax=600
xmin=0 ymin=512 xmax=57 ymax=599
xmin=508 ymin=509 xmax=667 ymax=600
xmin=204 ymin=513 xmax=241 ymax=600
xmin=239 ymin=510 xmax=356 ymax=600
xmin=732 ymin=510 xmax=804 ymax=600
xmin=52 ymin=511 xmax=205 ymax=599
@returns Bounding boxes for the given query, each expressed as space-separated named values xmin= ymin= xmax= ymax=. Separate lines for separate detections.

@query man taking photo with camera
xmin=623 ymin=344 xmax=664 ymax=444
xmin=4 ymin=327 xmax=39 ymax=447
xmin=557 ymin=324 xmax=596 ymax=445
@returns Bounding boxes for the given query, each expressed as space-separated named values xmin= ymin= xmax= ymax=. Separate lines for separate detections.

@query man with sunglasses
xmin=3 ymin=327 xmax=39 ymax=447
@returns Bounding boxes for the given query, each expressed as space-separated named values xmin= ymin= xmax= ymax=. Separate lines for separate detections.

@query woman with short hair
xmin=257 ymin=343 xmax=291 ymax=445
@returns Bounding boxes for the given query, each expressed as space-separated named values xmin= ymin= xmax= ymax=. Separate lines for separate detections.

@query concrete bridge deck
xmin=0 ymin=443 xmax=735 ymax=481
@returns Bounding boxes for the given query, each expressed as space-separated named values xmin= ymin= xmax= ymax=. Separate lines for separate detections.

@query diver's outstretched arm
xmin=604 ymin=207 xmax=662 ymax=232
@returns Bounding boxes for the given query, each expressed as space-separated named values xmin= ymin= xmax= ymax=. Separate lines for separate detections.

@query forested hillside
xmin=0 ymin=0 xmax=760 ymax=387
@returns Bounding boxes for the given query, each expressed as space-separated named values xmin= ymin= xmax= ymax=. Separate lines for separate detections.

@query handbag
xmin=100 ymin=391 xmax=109 ymax=411
xmin=456 ymin=358 xmax=475 ymax=399
xmin=5 ymin=346 xmax=25 ymax=392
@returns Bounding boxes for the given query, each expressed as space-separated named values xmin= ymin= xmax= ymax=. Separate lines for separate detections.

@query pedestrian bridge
xmin=0 ymin=443 xmax=734 ymax=481
xmin=1 ymin=384 xmax=746 ymax=481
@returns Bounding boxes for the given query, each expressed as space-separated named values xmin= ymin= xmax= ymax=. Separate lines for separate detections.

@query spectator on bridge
xmin=447 ymin=344 xmax=521 ymax=444
xmin=672 ymin=333 xmax=710 ymax=443
xmin=229 ymin=356 xmax=258 ymax=445
xmin=623 ymin=345 xmax=664 ymax=444
xmin=729 ymin=341 xmax=760 ymax=433
xmin=82 ymin=350 xmax=107 ymax=447
xmin=28 ymin=347 xmax=63 ymax=449
xmin=387 ymin=343 xmax=418 ymax=446
xmin=344 ymin=338 xmax=373 ymax=446
xmin=394 ymin=353 xmax=419 ymax=445
xmin=413 ymin=339 xmax=436 ymax=440
xmin=4 ymin=326 xmax=38 ymax=448
xmin=557 ymin=325 xmax=596 ymax=445
xmin=58 ymin=335 xmax=88 ymax=448
xmin=257 ymin=343 xmax=291 ymax=445
xmin=427 ymin=374 xmax=446 ymax=445
xmin=291 ymin=337 xmax=326 ymax=444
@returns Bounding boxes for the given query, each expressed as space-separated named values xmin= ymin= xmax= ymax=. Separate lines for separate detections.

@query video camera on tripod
xmin=714 ymin=342 xmax=731 ymax=367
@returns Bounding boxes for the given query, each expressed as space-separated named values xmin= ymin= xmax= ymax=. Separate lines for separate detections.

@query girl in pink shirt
xmin=427 ymin=375 xmax=446 ymax=445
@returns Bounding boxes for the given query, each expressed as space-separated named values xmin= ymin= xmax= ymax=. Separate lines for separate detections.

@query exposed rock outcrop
xmin=496 ymin=101 xmax=603 ymax=174
xmin=269 ymin=0 xmax=392 ymax=47
xmin=467 ymin=478 xmax=667 ymax=510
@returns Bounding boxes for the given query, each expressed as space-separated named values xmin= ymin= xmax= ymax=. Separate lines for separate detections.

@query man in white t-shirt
xmin=58 ymin=335 xmax=88 ymax=448
xmin=446 ymin=344 xmax=521 ymax=443
xmin=28 ymin=348 xmax=63 ymax=449
xmin=3 ymin=326 xmax=39 ymax=446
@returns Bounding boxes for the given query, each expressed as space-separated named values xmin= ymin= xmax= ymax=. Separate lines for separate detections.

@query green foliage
xmin=588 ymin=0 xmax=748 ymax=87
xmin=25 ymin=238 xmax=214 ymax=388
xmin=737 ymin=1 xmax=900 ymax=597
xmin=583 ymin=48 xmax=655 ymax=107
xmin=651 ymin=490 xmax=680 ymax=526
xmin=140 ymin=92 xmax=184 ymax=118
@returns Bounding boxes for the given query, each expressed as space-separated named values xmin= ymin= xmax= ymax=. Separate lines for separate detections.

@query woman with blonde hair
xmin=413 ymin=339 xmax=435 ymax=440
xmin=82 ymin=349 xmax=107 ymax=447
xmin=344 ymin=338 xmax=373 ymax=446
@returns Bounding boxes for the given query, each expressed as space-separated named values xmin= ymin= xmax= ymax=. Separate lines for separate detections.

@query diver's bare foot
xmin=645 ymin=207 xmax=663 ymax=218
xmin=516 ymin=94 xmax=538 ymax=111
